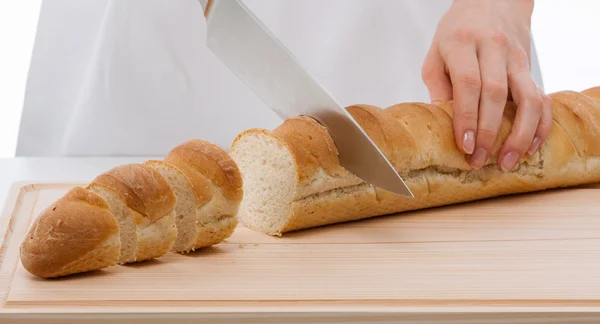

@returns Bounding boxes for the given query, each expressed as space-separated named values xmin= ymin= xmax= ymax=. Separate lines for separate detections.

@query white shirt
xmin=16 ymin=0 xmax=544 ymax=156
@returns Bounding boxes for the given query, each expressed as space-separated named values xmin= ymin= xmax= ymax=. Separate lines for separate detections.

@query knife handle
xmin=199 ymin=0 xmax=214 ymax=18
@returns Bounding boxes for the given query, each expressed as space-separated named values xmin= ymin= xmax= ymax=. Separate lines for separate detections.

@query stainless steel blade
xmin=200 ymin=0 xmax=413 ymax=197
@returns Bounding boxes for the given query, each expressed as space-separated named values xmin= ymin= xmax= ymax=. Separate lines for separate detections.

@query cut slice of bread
xmin=144 ymin=139 xmax=244 ymax=253
xmin=87 ymin=163 xmax=178 ymax=263
xmin=229 ymin=129 xmax=298 ymax=235
xmin=143 ymin=160 xmax=199 ymax=253
xmin=19 ymin=187 xmax=121 ymax=278
xmin=86 ymin=185 xmax=136 ymax=264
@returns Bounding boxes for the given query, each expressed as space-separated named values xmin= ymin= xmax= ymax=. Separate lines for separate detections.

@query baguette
xmin=229 ymin=86 xmax=600 ymax=236
xmin=144 ymin=139 xmax=243 ymax=253
xmin=19 ymin=140 xmax=242 ymax=278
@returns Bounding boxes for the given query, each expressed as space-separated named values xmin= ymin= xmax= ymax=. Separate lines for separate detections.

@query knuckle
xmin=477 ymin=125 xmax=500 ymax=146
xmin=506 ymin=70 xmax=520 ymax=81
xmin=510 ymin=47 xmax=530 ymax=69
xmin=490 ymin=30 xmax=509 ymax=48
xmin=540 ymin=115 xmax=553 ymax=129
xmin=478 ymin=124 xmax=500 ymax=136
xmin=539 ymin=113 xmax=553 ymax=135
xmin=512 ymin=130 xmax=535 ymax=150
xmin=421 ymin=66 xmax=436 ymax=83
xmin=451 ymin=28 xmax=477 ymax=45
xmin=538 ymin=124 xmax=552 ymax=139
xmin=542 ymin=93 xmax=553 ymax=107
xmin=509 ymin=143 xmax=529 ymax=155
xmin=506 ymin=139 xmax=528 ymax=154
xmin=456 ymin=110 xmax=478 ymax=125
xmin=483 ymin=79 xmax=508 ymax=103
xmin=513 ymin=128 xmax=528 ymax=141
xmin=527 ymin=94 xmax=544 ymax=112
xmin=456 ymin=72 xmax=482 ymax=90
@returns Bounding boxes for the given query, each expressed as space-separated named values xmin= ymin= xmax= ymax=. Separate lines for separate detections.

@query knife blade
xmin=198 ymin=0 xmax=413 ymax=197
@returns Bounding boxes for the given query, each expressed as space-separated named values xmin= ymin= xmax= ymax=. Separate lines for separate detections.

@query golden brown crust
xmin=542 ymin=119 xmax=580 ymax=172
xmin=346 ymin=104 xmax=416 ymax=173
xmin=551 ymin=91 xmax=600 ymax=156
xmin=382 ymin=103 xmax=438 ymax=170
xmin=90 ymin=164 xmax=176 ymax=222
xmin=548 ymin=98 xmax=586 ymax=157
xmin=165 ymin=139 xmax=243 ymax=204
xmin=272 ymin=116 xmax=345 ymax=182
xmin=163 ymin=156 xmax=213 ymax=207
xmin=582 ymin=86 xmax=600 ymax=101
xmin=346 ymin=101 xmax=520 ymax=173
xmin=415 ymin=103 xmax=474 ymax=168
xmin=19 ymin=187 xmax=120 ymax=278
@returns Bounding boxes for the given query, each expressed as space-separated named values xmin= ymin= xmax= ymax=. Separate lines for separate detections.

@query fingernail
xmin=469 ymin=148 xmax=487 ymax=169
xmin=463 ymin=130 xmax=475 ymax=154
xmin=501 ymin=152 xmax=520 ymax=172
xmin=527 ymin=136 xmax=541 ymax=155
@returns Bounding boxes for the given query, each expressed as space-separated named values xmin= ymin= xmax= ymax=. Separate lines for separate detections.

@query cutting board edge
xmin=1 ymin=305 xmax=600 ymax=324
xmin=0 ymin=181 xmax=43 ymax=312
xmin=0 ymin=182 xmax=89 ymax=311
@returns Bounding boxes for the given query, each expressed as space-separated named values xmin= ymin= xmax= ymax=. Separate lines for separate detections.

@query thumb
xmin=422 ymin=46 xmax=453 ymax=105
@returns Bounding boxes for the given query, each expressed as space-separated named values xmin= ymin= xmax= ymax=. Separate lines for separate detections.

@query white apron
xmin=16 ymin=0 xmax=544 ymax=156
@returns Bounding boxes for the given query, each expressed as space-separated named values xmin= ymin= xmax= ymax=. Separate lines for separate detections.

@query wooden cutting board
xmin=1 ymin=181 xmax=600 ymax=323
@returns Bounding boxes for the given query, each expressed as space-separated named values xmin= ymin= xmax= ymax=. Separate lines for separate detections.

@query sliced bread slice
xmin=145 ymin=139 xmax=243 ymax=253
xmin=87 ymin=163 xmax=178 ymax=263
xmin=143 ymin=159 xmax=199 ymax=253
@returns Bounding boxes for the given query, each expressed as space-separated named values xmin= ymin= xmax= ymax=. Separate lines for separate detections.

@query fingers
xmin=497 ymin=50 xmax=543 ymax=171
xmin=527 ymin=88 xmax=552 ymax=155
xmin=468 ymin=33 xmax=509 ymax=169
xmin=428 ymin=29 xmax=548 ymax=172
xmin=440 ymin=36 xmax=481 ymax=155
xmin=422 ymin=44 xmax=453 ymax=104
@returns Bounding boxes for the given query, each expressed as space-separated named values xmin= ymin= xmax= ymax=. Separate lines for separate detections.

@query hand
xmin=421 ymin=0 xmax=552 ymax=171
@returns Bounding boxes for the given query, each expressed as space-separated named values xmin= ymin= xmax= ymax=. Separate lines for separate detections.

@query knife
xmin=198 ymin=0 xmax=414 ymax=198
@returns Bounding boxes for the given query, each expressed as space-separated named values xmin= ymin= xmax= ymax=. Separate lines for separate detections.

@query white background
xmin=0 ymin=1 xmax=598 ymax=158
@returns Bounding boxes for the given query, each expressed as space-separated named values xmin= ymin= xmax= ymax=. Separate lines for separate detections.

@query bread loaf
xmin=19 ymin=140 xmax=242 ymax=278
xmin=230 ymin=86 xmax=600 ymax=236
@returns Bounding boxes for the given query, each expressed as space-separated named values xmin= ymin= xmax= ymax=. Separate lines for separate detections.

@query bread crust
xmin=232 ymin=86 xmax=600 ymax=236
xmin=583 ymin=87 xmax=600 ymax=100
xmin=88 ymin=163 xmax=178 ymax=263
xmin=162 ymin=139 xmax=243 ymax=250
xmin=272 ymin=116 xmax=345 ymax=181
xmin=270 ymin=122 xmax=364 ymax=200
xmin=165 ymin=139 xmax=243 ymax=206
xmin=143 ymin=159 xmax=201 ymax=253
xmin=19 ymin=187 xmax=120 ymax=278
xmin=90 ymin=164 xmax=176 ymax=222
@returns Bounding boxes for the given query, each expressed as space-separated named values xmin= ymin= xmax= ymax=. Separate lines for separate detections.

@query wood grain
xmin=1 ymin=182 xmax=600 ymax=323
